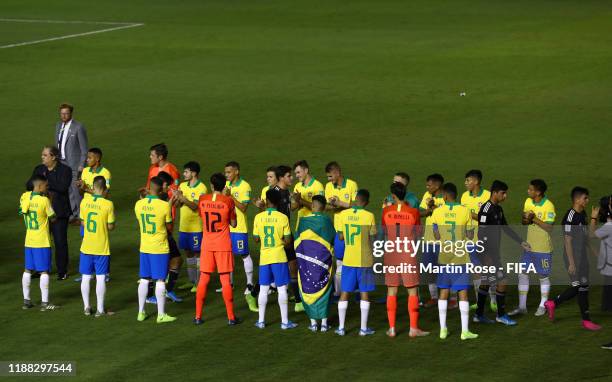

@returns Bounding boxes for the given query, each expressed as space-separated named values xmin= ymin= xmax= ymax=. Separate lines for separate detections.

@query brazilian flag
xmin=294 ymin=212 xmax=335 ymax=319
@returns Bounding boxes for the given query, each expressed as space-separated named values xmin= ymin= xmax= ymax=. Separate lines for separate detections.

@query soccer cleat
xmin=84 ymin=307 xmax=93 ymax=316
xmin=601 ymin=342 xmax=612 ymax=350
xmin=22 ymin=299 xmax=34 ymax=310
xmin=193 ymin=318 xmax=204 ymax=325
xmin=496 ymin=315 xmax=517 ymax=326
xmin=146 ymin=296 xmax=158 ymax=304
xmin=156 ymin=314 xmax=177 ymax=324
xmin=544 ymin=300 xmax=556 ymax=321
xmin=470 ymin=303 xmax=477 ymax=311
xmin=439 ymin=328 xmax=449 ymax=340
xmin=294 ymin=302 xmax=305 ymax=313
xmin=320 ymin=324 xmax=329 ymax=333
xmin=448 ymin=299 xmax=458 ymax=310
xmin=473 ymin=314 xmax=495 ymax=324
xmin=386 ymin=327 xmax=396 ymax=338
xmin=409 ymin=328 xmax=430 ymax=337
xmin=254 ymin=321 xmax=266 ymax=329
xmin=215 ymin=287 xmax=223 ymax=293
xmin=40 ymin=303 xmax=59 ymax=312
xmin=490 ymin=302 xmax=498 ymax=313
xmin=95 ymin=310 xmax=114 ymax=318
xmin=137 ymin=312 xmax=148 ymax=322
xmin=190 ymin=285 xmax=197 ymax=293
xmin=359 ymin=327 xmax=375 ymax=336
xmin=228 ymin=317 xmax=243 ymax=326
xmin=245 ymin=294 xmax=259 ymax=312
xmin=461 ymin=331 xmax=479 ymax=340
xmin=424 ymin=298 xmax=438 ymax=308
xmin=534 ymin=306 xmax=546 ymax=316
xmin=166 ymin=291 xmax=183 ymax=303
xmin=74 ymin=276 xmax=82 ymax=282
xmin=308 ymin=324 xmax=318 ymax=332
xmin=335 ymin=327 xmax=346 ymax=336
xmin=582 ymin=320 xmax=602 ymax=331
xmin=105 ymin=275 xmax=111 ymax=282
xmin=281 ymin=321 xmax=298 ymax=330
xmin=244 ymin=284 xmax=253 ymax=295
xmin=508 ymin=307 xmax=528 ymax=316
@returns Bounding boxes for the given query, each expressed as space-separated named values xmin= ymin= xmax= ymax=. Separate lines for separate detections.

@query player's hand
xmin=427 ymin=198 xmax=434 ymax=209
xmin=524 ymin=212 xmax=535 ymax=224
xmin=293 ymin=192 xmax=302 ymax=204
xmin=75 ymin=180 xmax=83 ymax=188
xmin=329 ymin=197 xmax=337 ymax=207
xmin=567 ymin=264 xmax=576 ymax=275
xmin=254 ymin=199 xmax=264 ymax=209
xmin=591 ymin=206 xmax=600 ymax=220
xmin=223 ymin=186 xmax=231 ymax=196
xmin=520 ymin=241 xmax=532 ymax=252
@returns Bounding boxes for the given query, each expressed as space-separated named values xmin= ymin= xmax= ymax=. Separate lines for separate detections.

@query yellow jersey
xmin=337 ymin=206 xmax=376 ymax=267
xmin=253 ymin=208 xmax=291 ymax=265
xmin=419 ymin=191 xmax=446 ymax=241
xmin=80 ymin=195 xmax=115 ymax=256
xmin=325 ymin=178 xmax=359 ymax=231
xmin=134 ymin=195 xmax=172 ymax=254
xmin=178 ymin=180 xmax=208 ymax=233
xmin=461 ymin=188 xmax=491 ymax=237
xmin=226 ymin=178 xmax=251 ymax=234
xmin=431 ymin=202 xmax=472 ymax=264
xmin=523 ymin=197 xmax=556 ymax=253
xmin=81 ymin=166 xmax=111 ymax=201
xmin=294 ymin=177 xmax=325 ymax=229
xmin=20 ymin=192 xmax=55 ymax=248
xmin=260 ymin=185 xmax=270 ymax=201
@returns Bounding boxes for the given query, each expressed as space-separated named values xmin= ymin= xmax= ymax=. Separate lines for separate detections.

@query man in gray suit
xmin=55 ymin=103 xmax=88 ymax=223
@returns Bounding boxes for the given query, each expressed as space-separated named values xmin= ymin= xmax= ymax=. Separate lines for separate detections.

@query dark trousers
xmin=603 ymin=275 xmax=612 ymax=311
xmin=51 ymin=218 xmax=69 ymax=275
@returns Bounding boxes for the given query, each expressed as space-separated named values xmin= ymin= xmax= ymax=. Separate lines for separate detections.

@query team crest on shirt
xmin=538 ymin=212 xmax=543 ymax=218
xmin=234 ymin=192 xmax=239 ymax=198
xmin=307 ymin=192 xmax=313 ymax=197
xmin=344 ymin=193 xmax=349 ymax=199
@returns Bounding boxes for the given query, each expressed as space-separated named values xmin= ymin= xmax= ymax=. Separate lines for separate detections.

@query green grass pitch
xmin=1 ymin=0 xmax=611 ymax=380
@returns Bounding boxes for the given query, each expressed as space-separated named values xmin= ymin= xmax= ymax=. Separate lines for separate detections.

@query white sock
xmin=429 ymin=283 xmax=438 ymax=299
xmin=489 ymin=285 xmax=497 ymax=303
xmin=438 ymin=299 xmax=448 ymax=329
xmin=338 ymin=300 xmax=348 ymax=329
xmin=243 ymin=255 xmax=254 ymax=285
xmin=155 ymin=281 xmax=166 ymax=316
xmin=334 ymin=260 xmax=343 ymax=296
xmin=459 ymin=301 xmax=470 ymax=332
xmin=310 ymin=319 xmax=317 ymax=326
xmin=278 ymin=285 xmax=289 ymax=324
xmin=22 ymin=272 xmax=31 ymax=300
xmin=322 ymin=317 xmax=328 ymax=327
xmin=258 ymin=285 xmax=270 ymax=323
xmin=518 ymin=273 xmax=529 ymax=309
xmin=539 ymin=277 xmax=550 ymax=307
xmin=186 ymin=257 xmax=197 ymax=283
xmin=138 ymin=279 xmax=149 ymax=313
xmin=81 ymin=274 xmax=92 ymax=309
xmin=40 ymin=273 xmax=49 ymax=303
xmin=96 ymin=275 xmax=106 ymax=313
xmin=360 ymin=300 xmax=370 ymax=331
xmin=473 ymin=279 xmax=481 ymax=300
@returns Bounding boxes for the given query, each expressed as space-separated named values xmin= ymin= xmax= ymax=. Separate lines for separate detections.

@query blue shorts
xmin=80 ymin=225 xmax=84 ymax=237
xmin=79 ymin=253 xmax=110 ymax=275
xmin=230 ymin=233 xmax=249 ymax=256
xmin=437 ymin=265 xmax=471 ymax=292
xmin=139 ymin=253 xmax=170 ymax=280
xmin=467 ymin=243 xmax=481 ymax=266
xmin=259 ymin=263 xmax=290 ymax=286
xmin=334 ymin=233 xmax=345 ymax=260
xmin=178 ymin=232 xmax=202 ymax=252
xmin=341 ymin=266 xmax=375 ymax=293
xmin=421 ymin=243 xmax=439 ymax=266
xmin=24 ymin=247 xmax=52 ymax=272
xmin=521 ymin=251 xmax=552 ymax=277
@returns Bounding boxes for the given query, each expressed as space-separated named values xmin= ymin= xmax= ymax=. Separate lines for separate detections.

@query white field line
xmin=0 ymin=18 xmax=144 ymax=49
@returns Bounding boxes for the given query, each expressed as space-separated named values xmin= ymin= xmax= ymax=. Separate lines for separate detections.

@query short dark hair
xmin=293 ymin=160 xmax=309 ymax=170
xmin=92 ymin=175 xmax=107 ymax=191
xmin=490 ymin=180 xmax=508 ymax=193
xmin=183 ymin=161 xmax=200 ymax=174
xmin=571 ymin=186 xmax=589 ymax=200
xmin=225 ymin=161 xmax=240 ymax=170
xmin=266 ymin=188 xmax=282 ymax=207
xmin=157 ymin=171 xmax=173 ymax=186
xmin=266 ymin=166 xmax=277 ymax=173
xmin=210 ymin=173 xmax=226 ymax=191
xmin=599 ymin=195 xmax=612 ymax=223
xmin=356 ymin=189 xmax=370 ymax=203
xmin=88 ymin=147 xmax=103 ymax=159
xmin=465 ymin=169 xmax=483 ymax=182
xmin=325 ymin=161 xmax=340 ymax=173
xmin=390 ymin=182 xmax=406 ymax=200
xmin=426 ymin=173 xmax=444 ymax=184
xmin=31 ymin=174 xmax=47 ymax=184
xmin=312 ymin=194 xmax=326 ymax=208
xmin=44 ymin=145 xmax=60 ymax=158
xmin=59 ymin=103 xmax=74 ymax=112
xmin=530 ymin=179 xmax=547 ymax=195
xmin=150 ymin=143 xmax=168 ymax=159
xmin=275 ymin=165 xmax=291 ymax=179
xmin=149 ymin=176 xmax=163 ymax=189
xmin=442 ymin=183 xmax=458 ymax=199
xmin=395 ymin=172 xmax=410 ymax=183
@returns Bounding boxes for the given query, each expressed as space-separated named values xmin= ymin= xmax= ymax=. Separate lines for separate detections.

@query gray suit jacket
xmin=55 ymin=120 xmax=88 ymax=170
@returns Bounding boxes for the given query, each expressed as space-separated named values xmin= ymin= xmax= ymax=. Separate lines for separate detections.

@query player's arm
xmin=176 ymin=190 xmax=198 ymax=211
xmin=589 ymin=205 xmax=602 ymax=239
xmin=529 ymin=214 xmax=554 ymax=232
xmin=431 ymin=212 xmax=441 ymax=240
xmin=229 ymin=201 xmax=237 ymax=228
xmin=563 ymin=217 xmax=576 ymax=274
